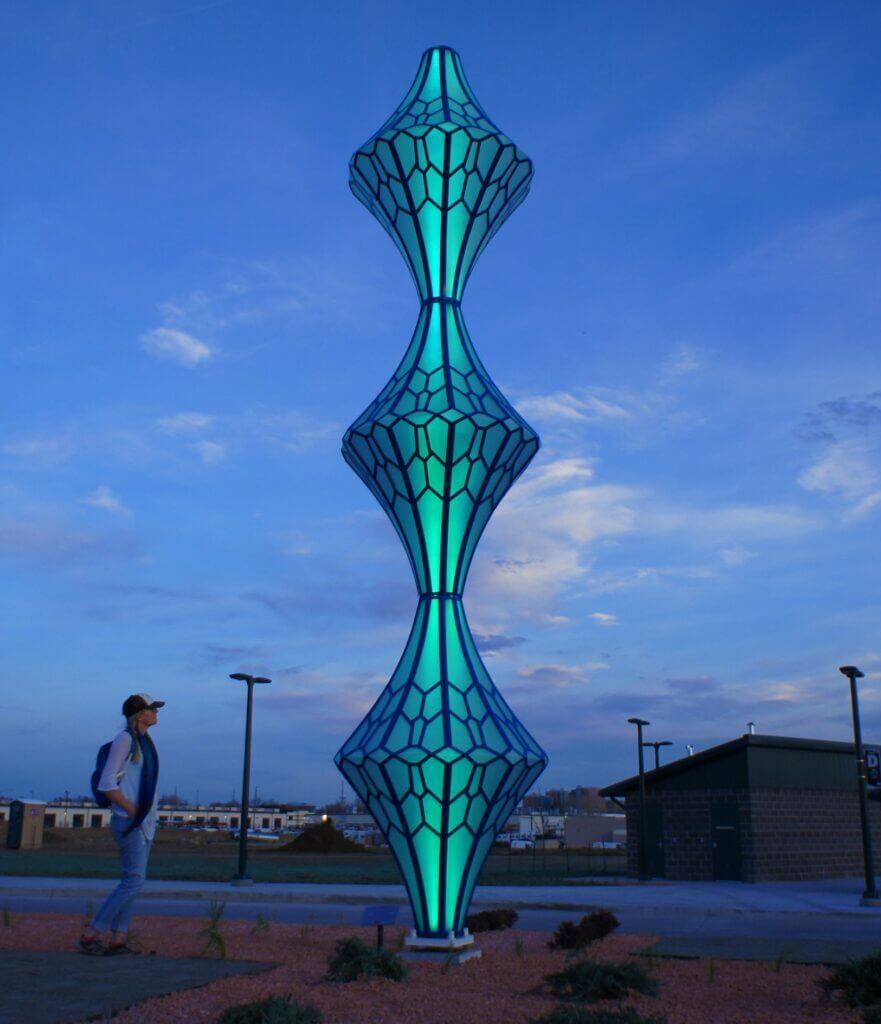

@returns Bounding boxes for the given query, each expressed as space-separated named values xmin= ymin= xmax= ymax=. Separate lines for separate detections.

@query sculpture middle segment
xmin=335 ymin=46 xmax=548 ymax=940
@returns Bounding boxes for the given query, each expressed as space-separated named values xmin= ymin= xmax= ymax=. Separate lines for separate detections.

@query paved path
xmin=0 ymin=950 xmax=274 ymax=1024
xmin=2 ymin=875 xmax=880 ymax=947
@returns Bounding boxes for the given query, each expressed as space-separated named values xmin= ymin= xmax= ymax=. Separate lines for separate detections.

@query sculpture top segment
xmin=349 ymin=46 xmax=534 ymax=302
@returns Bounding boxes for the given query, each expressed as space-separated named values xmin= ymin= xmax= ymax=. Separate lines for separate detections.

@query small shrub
xmin=514 ymin=934 xmax=525 ymax=958
xmin=466 ymin=907 xmax=519 ymax=932
xmin=820 ymin=952 xmax=881 ymax=1007
xmin=706 ymin=958 xmax=715 ymax=983
xmin=200 ymin=899 xmax=227 ymax=960
xmin=550 ymin=911 xmax=620 ymax=950
xmin=218 ymin=994 xmax=322 ymax=1024
xmin=545 ymin=959 xmax=659 ymax=1002
xmin=251 ymin=913 xmax=270 ymax=935
xmin=528 ymin=1007 xmax=667 ymax=1024
xmin=2 ymin=907 xmax=11 ymax=927
xmin=326 ymin=936 xmax=407 ymax=983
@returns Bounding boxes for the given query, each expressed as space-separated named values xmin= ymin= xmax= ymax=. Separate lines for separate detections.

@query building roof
xmin=599 ymin=733 xmax=875 ymax=797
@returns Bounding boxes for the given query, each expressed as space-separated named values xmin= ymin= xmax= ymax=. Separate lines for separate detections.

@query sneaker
xmin=103 ymin=943 xmax=140 ymax=956
xmin=78 ymin=935 xmax=104 ymax=956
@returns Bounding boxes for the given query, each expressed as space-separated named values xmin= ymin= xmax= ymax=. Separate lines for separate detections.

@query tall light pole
xmin=839 ymin=666 xmax=880 ymax=906
xmin=230 ymin=672 xmax=271 ymax=885
xmin=643 ymin=740 xmax=673 ymax=771
xmin=628 ymin=717 xmax=651 ymax=881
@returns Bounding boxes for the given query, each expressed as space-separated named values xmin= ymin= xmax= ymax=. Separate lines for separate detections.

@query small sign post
xmin=866 ymin=748 xmax=881 ymax=788
xmin=360 ymin=905 xmax=400 ymax=950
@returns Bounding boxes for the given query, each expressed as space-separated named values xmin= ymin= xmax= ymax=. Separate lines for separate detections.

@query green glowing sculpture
xmin=335 ymin=45 xmax=548 ymax=943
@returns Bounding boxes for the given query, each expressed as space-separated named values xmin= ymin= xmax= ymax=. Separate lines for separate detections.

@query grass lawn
xmin=0 ymin=827 xmax=625 ymax=884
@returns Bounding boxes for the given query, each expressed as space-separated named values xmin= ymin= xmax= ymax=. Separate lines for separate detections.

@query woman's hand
xmin=124 ymin=799 xmax=138 ymax=819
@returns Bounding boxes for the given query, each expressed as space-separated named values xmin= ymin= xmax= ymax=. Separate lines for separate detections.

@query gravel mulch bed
xmin=0 ymin=913 xmax=861 ymax=1024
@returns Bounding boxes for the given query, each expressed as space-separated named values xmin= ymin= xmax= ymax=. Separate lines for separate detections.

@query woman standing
xmin=79 ymin=693 xmax=163 ymax=955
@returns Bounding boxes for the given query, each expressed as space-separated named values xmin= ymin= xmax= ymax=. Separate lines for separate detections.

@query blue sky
xmin=2 ymin=1 xmax=881 ymax=804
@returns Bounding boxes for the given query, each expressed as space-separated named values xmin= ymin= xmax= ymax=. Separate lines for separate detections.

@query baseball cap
xmin=122 ymin=693 xmax=166 ymax=717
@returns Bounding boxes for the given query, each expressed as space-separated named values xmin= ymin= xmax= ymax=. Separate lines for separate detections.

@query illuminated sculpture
xmin=335 ymin=46 xmax=548 ymax=947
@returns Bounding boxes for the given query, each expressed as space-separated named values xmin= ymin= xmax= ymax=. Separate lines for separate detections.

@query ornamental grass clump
xmin=326 ymin=936 xmax=408 ymax=982
xmin=199 ymin=899 xmax=227 ymax=960
xmin=466 ymin=907 xmax=519 ymax=932
xmin=544 ymin=959 xmax=659 ymax=1003
xmin=528 ymin=1008 xmax=668 ymax=1024
xmin=218 ymin=995 xmax=322 ymax=1024
xmin=819 ymin=951 xmax=881 ymax=1008
xmin=549 ymin=911 xmax=620 ymax=950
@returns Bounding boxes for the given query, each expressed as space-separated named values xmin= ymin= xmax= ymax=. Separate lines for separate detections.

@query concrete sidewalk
xmin=1 ymin=874 xmax=879 ymax=916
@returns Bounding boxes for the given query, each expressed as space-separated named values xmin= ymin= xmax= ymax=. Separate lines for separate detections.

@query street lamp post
xmin=839 ymin=666 xmax=880 ymax=906
xmin=643 ymin=740 xmax=673 ymax=771
xmin=230 ymin=672 xmax=271 ymax=885
xmin=628 ymin=717 xmax=651 ymax=881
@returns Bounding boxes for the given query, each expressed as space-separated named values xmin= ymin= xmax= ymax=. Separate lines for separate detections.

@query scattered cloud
xmin=0 ymin=517 xmax=137 ymax=565
xmin=659 ymin=344 xmax=701 ymax=384
xmin=193 ymin=440 xmax=226 ymax=465
xmin=260 ymin=411 xmax=340 ymax=453
xmin=798 ymin=392 xmax=881 ymax=523
xmin=590 ymin=612 xmax=618 ymax=627
xmin=140 ymin=327 xmax=214 ymax=367
xmin=155 ymin=412 xmax=216 ymax=434
xmin=197 ymin=643 xmax=274 ymax=668
xmin=473 ymin=633 xmax=527 ymax=655
xmin=79 ymin=485 xmax=131 ymax=517
xmin=609 ymin=58 xmax=812 ymax=175
xmin=2 ymin=435 xmax=74 ymax=462
xmin=513 ymin=660 xmax=609 ymax=693
xmin=720 ymin=546 xmax=753 ymax=566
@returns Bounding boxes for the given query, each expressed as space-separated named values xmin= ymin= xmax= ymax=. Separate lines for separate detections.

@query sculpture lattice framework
xmin=335 ymin=45 xmax=548 ymax=940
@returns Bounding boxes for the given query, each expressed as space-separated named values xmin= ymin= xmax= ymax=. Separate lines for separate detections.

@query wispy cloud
xmin=590 ymin=612 xmax=618 ymax=627
xmin=79 ymin=485 xmax=132 ymax=517
xmin=609 ymin=58 xmax=812 ymax=176
xmin=260 ymin=410 xmax=340 ymax=453
xmin=2 ymin=435 xmax=75 ymax=462
xmin=515 ymin=346 xmax=704 ymax=444
xmin=155 ymin=412 xmax=216 ymax=434
xmin=193 ymin=440 xmax=226 ymax=465
xmin=140 ymin=327 xmax=214 ymax=367
xmin=473 ymin=633 xmax=527 ymax=656
xmin=0 ymin=517 xmax=137 ymax=565
xmin=798 ymin=392 xmax=881 ymax=523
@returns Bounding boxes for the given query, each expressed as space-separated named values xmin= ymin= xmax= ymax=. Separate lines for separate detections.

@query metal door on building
xmin=645 ymin=802 xmax=665 ymax=878
xmin=710 ymin=802 xmax=742 ymax=880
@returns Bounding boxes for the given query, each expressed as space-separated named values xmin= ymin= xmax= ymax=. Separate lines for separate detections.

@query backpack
xmin=90 ymin=731 xmax=136 ymax=807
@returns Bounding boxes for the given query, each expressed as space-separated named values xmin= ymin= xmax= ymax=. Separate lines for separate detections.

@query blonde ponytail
xmin=125 ymin=713 xmax=143 ymax=763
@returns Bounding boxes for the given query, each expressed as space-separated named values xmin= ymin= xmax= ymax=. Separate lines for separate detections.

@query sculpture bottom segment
xmin=335 ymin=595 xmax=547 ymax=938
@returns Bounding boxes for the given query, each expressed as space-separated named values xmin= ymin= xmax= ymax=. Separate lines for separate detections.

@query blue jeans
xmin=90 ymin=817 xmax=152 ymax=935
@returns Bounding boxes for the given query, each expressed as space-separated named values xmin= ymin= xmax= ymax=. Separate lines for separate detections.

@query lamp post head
xmin=230 ymin=673 xmax=252 ymax=682
xmin=840 ymin=666 xmax=865 ymax=680
xmin=253 ymin=677 xmax=272 ymax=685
xmin=659 ymin=740 xmax=673 ymax=748
xmin=628 ymin=717 xmax=650 ymax=727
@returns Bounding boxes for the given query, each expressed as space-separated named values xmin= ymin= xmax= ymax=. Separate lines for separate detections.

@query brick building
xmin=599 ymin=733 xmax=881 ymax=882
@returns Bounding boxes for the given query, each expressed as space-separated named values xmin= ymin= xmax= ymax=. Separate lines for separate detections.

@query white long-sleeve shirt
xmin=97 ymin=730 xmax=158 ymax=841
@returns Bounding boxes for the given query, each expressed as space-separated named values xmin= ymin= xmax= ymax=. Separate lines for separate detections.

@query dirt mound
xmin=276 ymin=819 xmax=365 ymax=854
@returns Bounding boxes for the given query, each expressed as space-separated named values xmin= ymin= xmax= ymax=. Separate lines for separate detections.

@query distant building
xmin=600 ymin=733 xmax=881 ymax=882
xmin=563 ymin=812 xmax=626 ymax=849
xmin=0 ymin=801 xmax=317 ymax=833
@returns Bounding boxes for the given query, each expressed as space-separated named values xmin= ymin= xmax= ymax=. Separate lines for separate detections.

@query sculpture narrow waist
xmin=420 ymin=297 xmax=462 ymax=307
